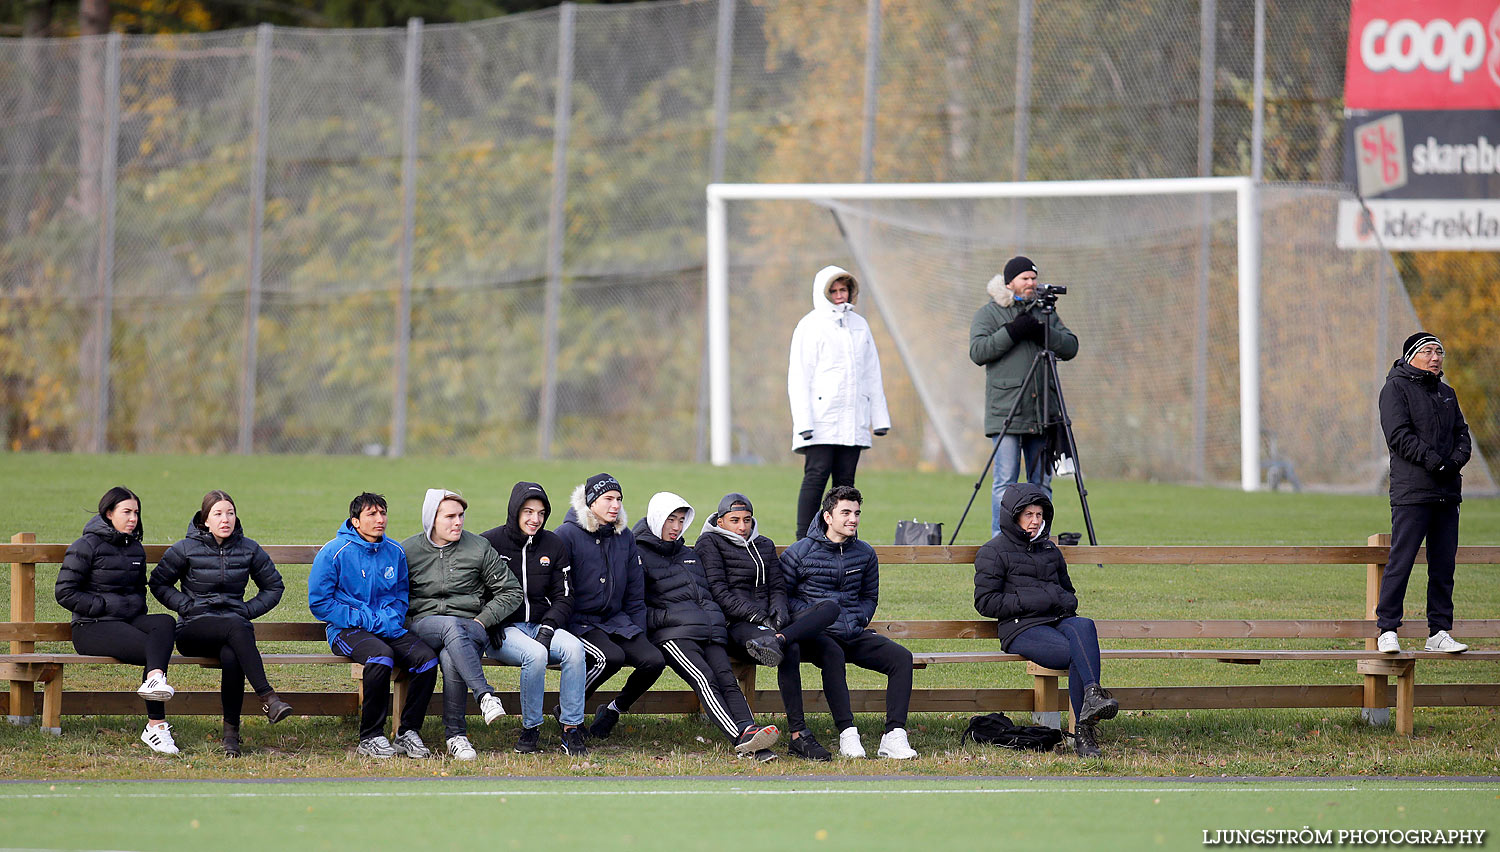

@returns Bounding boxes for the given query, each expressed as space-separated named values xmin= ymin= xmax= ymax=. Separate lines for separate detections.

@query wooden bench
xmin=5 ymin=534 xmax=1498 ymax=737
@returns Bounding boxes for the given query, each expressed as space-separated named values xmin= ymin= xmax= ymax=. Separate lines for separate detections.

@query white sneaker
xmin=838 ymin=726 xmax=866 ymax=758
xmin=446 ymin=735 xmax=477 ymax=760
xmin=877 ymin=727 xmax=918 ymax=760
xmin=392 ymin=729 xmax=432 ymax=758
xmin=137 ymin=672 xmax=175 ymax=702
xmin=1377 ymin=631 xmax=1401 ymax=654
xmin=140 ymin=722 xmax=180 ymax=755
xmin=479 ymin=692 xmax=506 ymax=725
xmin=1424 ymin=630 xmax=1468 ymax=653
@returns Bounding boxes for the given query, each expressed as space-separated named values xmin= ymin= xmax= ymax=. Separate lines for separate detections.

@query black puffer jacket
xmin=635 ymin=520 xmax=728 ymax=645
xmin=974 ymin=483 xmax=1078 ymax=649
xmin=779 ymin=512 xmax=879 ymax=641
xmin=695 ymin=519 xmax=787 ymax=627
xmin=481 ymin=482 xmax=574 ymax=629
xmin=1379 ymin=360 xmax=1471 ymax=505
xmin=55 ymin=514 xmax=151 ymax=624
xmin=149 ymin=516 xmax=284 ymax=627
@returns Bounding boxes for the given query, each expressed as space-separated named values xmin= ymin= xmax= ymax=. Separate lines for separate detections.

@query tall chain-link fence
xmin=1 ymin=0 xmax=1493 ymax=492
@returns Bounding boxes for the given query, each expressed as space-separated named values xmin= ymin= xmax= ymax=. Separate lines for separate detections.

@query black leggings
xmin=659 ymin=638 xmax=754 ymax=742
xmin=176 ymin=616 xmax=274 ymax=726
xmin=578 ymin=628 xmax=665 ymax=713
xmin=796 ymin=444 xmax=861 ymax=539
xmin=72 ymin=614 xmax=175 ymax=721
xmin=332 ymin=627 xmax=439 ymax=741
xmin=799 ymin=629 xmax=913 ymax=733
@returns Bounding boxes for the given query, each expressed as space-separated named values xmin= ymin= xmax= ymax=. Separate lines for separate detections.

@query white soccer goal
xmin=706 ymin=177 xmax=1265 ymax=490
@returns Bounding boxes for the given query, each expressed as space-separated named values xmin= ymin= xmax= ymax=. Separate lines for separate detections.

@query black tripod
xmin=950 ymin=300 xmax=1098 ymax=545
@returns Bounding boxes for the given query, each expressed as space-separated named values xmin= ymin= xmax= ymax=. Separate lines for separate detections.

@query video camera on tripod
xmin=1034 ymin=283 xmax=1067 ymax=310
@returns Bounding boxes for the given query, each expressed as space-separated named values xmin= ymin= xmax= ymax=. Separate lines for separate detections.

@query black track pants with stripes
xmin=332 ymin=628 xmax=439 ymax=741
xmin=659 ymin=638 xmax=755 ymax=742
xmin=577 ymin=628 xmax=665 ymax=714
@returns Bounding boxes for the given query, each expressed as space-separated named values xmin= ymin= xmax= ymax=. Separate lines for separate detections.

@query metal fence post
xmin=1251 ymin=0 xmax=1265 ymax=181
xmin=538 ymin=2 xmax=575 ymax=460
xmin=1193 ymin=0 xmax=1216 ymax=483
xmin=91 ymin=32 xmax=121 ymax=454
xmin=860 ymin=0 xmax=880 ymax=181
xmin=392 ymin=18 xmax=423 ymax=458
xmin=1012 ymin=0 xmax=1032 ymax=183
xmin=696 ymin=0 xmax=736 ymax=463
xmin=239 ymin=24 xmax=272 ymax=455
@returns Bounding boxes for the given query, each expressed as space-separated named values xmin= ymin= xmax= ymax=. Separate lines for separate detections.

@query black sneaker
xmin=1072 ymin=721 xmax=1101 ymax=758
xmin=1078 ymin=684 xmax=1119 ymax=725
xmin=788 ymin=731 xmax=832 ymax=761
xmin=561 ymin=726 xmax=589 ymax=756
xmin=589 ymin=706 xmax=619 ymax=740
xmin=514 ymin=726 xmax=542 ymax=754
xmin=744 ymin=634 xmax=784 ymax=667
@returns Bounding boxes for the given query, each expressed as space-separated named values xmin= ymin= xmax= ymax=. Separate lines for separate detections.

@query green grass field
xmin=0 ymin=777 xmax=1493 ymax=851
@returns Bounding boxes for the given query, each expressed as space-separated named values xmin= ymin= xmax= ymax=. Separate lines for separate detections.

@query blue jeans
xmin=1005 ymin=616 xmax=1101 ymax=720
xmin=411 ymin=615 xmax=495 ymax=739
xmin=992 ymin=433 xmax=1050 ymax=537
xmin=487 ymin=623 xmax=587 ymax=729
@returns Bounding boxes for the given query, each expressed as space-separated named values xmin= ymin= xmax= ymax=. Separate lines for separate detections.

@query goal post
xmin=705 ymin=177 xmax=1264 ymax=491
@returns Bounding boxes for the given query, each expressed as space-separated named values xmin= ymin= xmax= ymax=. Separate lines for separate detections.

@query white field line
xmin=0 ymin=785 xmax=1495 ymax=801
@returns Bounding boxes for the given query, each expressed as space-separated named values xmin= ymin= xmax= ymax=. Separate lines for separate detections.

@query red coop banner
xmin=1345 ymin=0 xmax=1500 ymax=110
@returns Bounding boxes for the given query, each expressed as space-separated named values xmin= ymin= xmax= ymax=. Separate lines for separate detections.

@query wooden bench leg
xmin=734 ymin=663 xmax=757 ymax=715
xmin=391 ymin=669 xmax=409 ymax=740
xmin=1026 ymin=663 xmax=1065 ymax=730
xmin=41 ymin=670 xmax=63 ymax=736
xmin=1394 ymin=660 xmax=1415 ymax=736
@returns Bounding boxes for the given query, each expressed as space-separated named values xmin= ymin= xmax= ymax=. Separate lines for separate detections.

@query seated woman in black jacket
xmin=149 ymin=490 xmax=292 ymax=756
xmin=634 ymin=491 xmax=780 ymax=761
xmin=56 ymin=486 xmax=180 ymax=754
xmin=974 ymin=483 xmax=1118 ymax=757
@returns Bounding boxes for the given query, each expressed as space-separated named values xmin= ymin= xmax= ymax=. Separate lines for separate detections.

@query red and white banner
xmin=1345 ymin=0 xmax=1500 ymax=109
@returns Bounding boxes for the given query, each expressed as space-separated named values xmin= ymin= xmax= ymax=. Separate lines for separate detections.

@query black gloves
xmin=800 ymin=430 xmax=813 ymax=441
xmin=873 ymin=428 xmax=889 ymax=437
xmin=1005 ymin=310 xmax=1043 ymax=343
xmin=771 ymin=606 xmax=790 ymax=631
xmin=535 ymin=625 xmax=555 ymax=651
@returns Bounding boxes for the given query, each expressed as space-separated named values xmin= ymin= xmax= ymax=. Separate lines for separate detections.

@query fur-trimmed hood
xmin=564 ymin=483 xmax=629 ymax=535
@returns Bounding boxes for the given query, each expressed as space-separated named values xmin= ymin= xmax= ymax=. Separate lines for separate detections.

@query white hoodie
xmin=787 ymin=265 xmax=891 ymax=452
xmin=645 ymin=492 xmax=695 ymax=540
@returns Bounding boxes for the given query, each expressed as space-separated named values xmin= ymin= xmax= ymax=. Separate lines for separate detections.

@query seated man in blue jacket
xmin=558 ymin=473 xmax=665 ymax=740
xmin=781 ymin=485 xmax=917 ymax=760
xmin=309 ymin=492 xmax=439 ymax=759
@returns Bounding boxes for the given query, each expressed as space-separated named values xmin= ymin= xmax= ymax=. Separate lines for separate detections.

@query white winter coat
xmin=787 ymin=265 xmax=891 ymax=453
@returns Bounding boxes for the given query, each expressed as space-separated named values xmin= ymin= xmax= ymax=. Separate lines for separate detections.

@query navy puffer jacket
xmin=56 ymin=514 xmax=150 ymax=624
xmin=558 ymin=484 xmax=644 ymax=638
xmin=634 ymin=520 xmax=728 ymax=645
xmin=973 ymin=484 xmax=1078 ymax=649
xmin=150 ymin=516 xmax=284 ymax=627
xmin=779 ymin=512 xmax=879 ymax=641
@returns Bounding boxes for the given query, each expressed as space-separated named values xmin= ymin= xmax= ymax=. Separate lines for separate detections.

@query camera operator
xmin=968 ymin=256 xmax=1079 ymax=537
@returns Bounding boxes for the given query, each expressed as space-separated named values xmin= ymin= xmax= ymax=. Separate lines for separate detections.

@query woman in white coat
xmin=788 ymin=265 xmax=891 ymax=539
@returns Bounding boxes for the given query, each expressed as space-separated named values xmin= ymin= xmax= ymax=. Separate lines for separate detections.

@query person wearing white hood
xmin=788 ymin=265 xmax=891 ymax=540
xmin=635 ymin=492 xmax=780 ymax=759
xmin=401 ymin=488 xmax=522 ymax=760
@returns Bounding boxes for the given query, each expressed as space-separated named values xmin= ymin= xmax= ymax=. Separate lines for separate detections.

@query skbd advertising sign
xmin=1345 ymin=0 xmax=1500 ymax=110
xmin=1345 ymin=110 xmax=1500 ymax=199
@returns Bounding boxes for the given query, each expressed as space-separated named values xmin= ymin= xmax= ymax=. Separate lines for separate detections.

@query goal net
xmin=707 ymin=179 xmax=1496 ymax=495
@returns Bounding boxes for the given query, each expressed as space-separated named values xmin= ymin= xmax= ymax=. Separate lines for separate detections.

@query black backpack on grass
xmin=960 ymin=712 xmax=1064 ymax=752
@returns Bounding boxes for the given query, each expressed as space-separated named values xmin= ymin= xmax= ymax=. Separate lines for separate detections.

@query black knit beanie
xmin=1402 ymin=332 xmax=1442 ymax=363
xmin=1003 ymin=256 xmax=1037 ymax=286
xmin=584 ymin=472 xmax=622 ymax=507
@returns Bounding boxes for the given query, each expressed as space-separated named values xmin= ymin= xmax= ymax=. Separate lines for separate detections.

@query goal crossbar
xmin=705 ymin=177 xmax=1263 ymax=491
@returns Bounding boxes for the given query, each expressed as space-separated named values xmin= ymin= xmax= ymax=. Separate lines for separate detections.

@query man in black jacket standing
xmin=1377 ymin=332 xmax=1472 ymax=655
